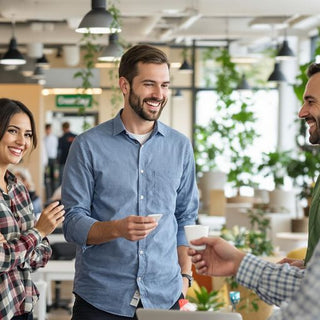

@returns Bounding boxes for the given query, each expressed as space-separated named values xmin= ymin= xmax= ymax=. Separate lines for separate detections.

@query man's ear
xmin=119 ymin=77 xmax=129 ymax=94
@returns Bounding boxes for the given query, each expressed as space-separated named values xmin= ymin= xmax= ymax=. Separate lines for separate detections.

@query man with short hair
xmin=62 ymin=45 xmax=199 ymax=320
xmin=188 ymin=62 xmax=320 ymax=320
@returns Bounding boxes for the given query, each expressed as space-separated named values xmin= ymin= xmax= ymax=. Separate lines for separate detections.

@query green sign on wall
xmin=56 ymin=94 xmax=93 ymax=108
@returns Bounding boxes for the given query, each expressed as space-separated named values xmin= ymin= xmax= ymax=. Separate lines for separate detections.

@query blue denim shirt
xmin=62 ymin=111 xmax=199 ymax=317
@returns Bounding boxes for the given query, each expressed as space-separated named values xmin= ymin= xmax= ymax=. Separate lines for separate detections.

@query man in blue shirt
xmin=62 ymin=44 xmax=199 ymax=320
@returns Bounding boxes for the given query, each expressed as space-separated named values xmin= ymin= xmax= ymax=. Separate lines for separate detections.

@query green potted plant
xmin=257 ymin=149 xmax=296 ymax=213
xmin=220 ymin=207 xmax=274 ymax=320
xmin=187 ymin=286 xmax=224 ymax=311
xmin=194 ymin=47 xmax=259 ymax=207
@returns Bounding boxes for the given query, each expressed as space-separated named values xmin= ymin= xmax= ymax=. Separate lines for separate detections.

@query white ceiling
xmin=0 ymin=0 xmax=320 ymax=54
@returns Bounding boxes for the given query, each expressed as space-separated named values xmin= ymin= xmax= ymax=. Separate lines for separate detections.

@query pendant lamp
xmin=76 ymin=0 xmax=121 ymax=34
xmin=179 ymin=59 xmax=193 ymax=73
xmin=98 ymin=33 xmax=123 ymax=61
xmin=0 ymin=22 xmax=26 ymax=65
xmin=36 ymin=54 xmax=50 ymax=69
xmin=267 ymin=62 xmax=286 ymax=82
xmin=237 ymin=74 xmax=251 ymax=90
xmin=276 ymin=40 xmax=295 ymax=60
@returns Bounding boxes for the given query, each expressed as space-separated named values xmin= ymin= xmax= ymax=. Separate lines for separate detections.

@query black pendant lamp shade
xmin=237 ymin=74 xmax=251 ymax=90
xmin=173 ymin=89 xmax=183 ymax=98
xmin=276 ymin=40 xmax=295 ymax=60
xmin=36 ymin=54 xmax=50 ymax=68
xmin=98 ymin=33 xmax=123 ymax=61
xmin=0 ymin=37 xmax=26 ymax=65
xmin=179 ymin=59 xmax=193 ymax=72
xmin=76 ymin=0 xmax=121 ymax=34
xmin=267 ymin=62 xmax=286 ymax=82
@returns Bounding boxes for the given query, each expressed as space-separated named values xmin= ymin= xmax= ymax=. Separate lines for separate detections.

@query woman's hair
xmin=118 ymin=44 xmax=170 ymax=85
xmin=0 ymin=98 xmax=37 ymax=149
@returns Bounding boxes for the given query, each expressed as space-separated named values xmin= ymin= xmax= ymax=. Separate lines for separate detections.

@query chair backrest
xmin=51 ymin=242 xmax=76 ymax=260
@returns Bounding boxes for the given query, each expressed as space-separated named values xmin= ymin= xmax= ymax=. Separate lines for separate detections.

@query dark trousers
xmin=11 ymin=313 xmax=33 ymax=320
xmin=71 ymin=293 xmax=182 ymax=320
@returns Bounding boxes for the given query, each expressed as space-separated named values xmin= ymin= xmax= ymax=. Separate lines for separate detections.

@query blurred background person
xmin=11 ymin=166 xmax=42 ymax=219
xmin=57 ymin=122 xmax=76 ymax=185
xmin=44 ymin=123 xmax=58 ymax=199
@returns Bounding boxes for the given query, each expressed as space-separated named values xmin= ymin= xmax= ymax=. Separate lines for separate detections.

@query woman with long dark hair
xmin=0 ymin=98 xmax=65 ymax=320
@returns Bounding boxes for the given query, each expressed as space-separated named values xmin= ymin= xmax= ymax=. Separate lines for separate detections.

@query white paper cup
xmin=184 ymin=225 xmax=209 ymax=250
xmin=148 ymin=214 xmax=163 ymax=222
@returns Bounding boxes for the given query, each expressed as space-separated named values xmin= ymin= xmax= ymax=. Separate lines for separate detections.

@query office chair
xmin=49 ymin=242 xmax=76 ymax=313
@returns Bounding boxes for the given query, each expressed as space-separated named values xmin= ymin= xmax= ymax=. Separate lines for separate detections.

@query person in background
xmin=189 ymin=62 xmax=320 ymax=320
xmin=62 ymin=44 xmax=199 ymax=320
xmin=189 ymin=236 xmax=318 ymax=320
xmin=57 ymin=121 xmax=76 ymax=185
xmin=0 ymin=98 xmax=65 ymax=320
xmin=10 ymin=166 xmax=42 ymax=218
xmin=44 ymin=123 xmax=58 ymax=199
xmin=277 ymin=62 xmax=320 ymax=267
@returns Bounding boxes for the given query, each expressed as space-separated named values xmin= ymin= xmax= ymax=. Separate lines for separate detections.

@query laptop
xmin=136 ymin=309 xmax=243 ymax=320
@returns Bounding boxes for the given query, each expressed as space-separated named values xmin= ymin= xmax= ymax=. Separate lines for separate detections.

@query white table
xmin=276 ymin=232 xmax=308 ymax=253
xmin=33 ymin=259 xmax=75 ymax=319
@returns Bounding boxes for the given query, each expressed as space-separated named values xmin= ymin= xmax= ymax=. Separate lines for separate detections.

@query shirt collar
xmin=112 ymin=109 xmax=167 ymax=137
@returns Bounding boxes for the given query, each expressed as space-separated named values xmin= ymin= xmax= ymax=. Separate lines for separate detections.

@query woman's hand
xmin=0 ymin=233 xmax=7 ymax=243
xmin=35 ymin=201 xmax=65 ymax=238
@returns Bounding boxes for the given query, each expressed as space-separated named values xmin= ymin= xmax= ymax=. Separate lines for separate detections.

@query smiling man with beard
xmin=62 ymin=45 xmax=199 ymax=320
xmin=187 ymin=63 xmax=320 ymax=320
xmin=297 ymin=63 xmax=320 ymax=265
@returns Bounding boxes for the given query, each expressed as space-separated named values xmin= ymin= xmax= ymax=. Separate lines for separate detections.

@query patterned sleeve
xmin=236 ymin=254 xmax=304 ymax=306
xmin=0 ymin=229 xmax=42 ymax=272
xmin=265 ymin=242 xmax=320 ymax=319
xmin=20 ymin=230 xmax=52 ymax=271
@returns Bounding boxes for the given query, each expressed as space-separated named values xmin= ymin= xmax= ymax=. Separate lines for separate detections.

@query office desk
xmin=276 ymin=232 xmax=308 ymax=253
xmin=37 ymin=259 xmax=75 ymax=306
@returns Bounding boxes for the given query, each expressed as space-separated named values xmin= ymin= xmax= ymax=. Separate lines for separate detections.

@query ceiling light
xmin=42 ymin=88 xmax=102 ymax=95
xmin=237 ymin=74 xmax=251 ymax=90
xmin=267 ymin=62 xmax=286 ymax=82
xmin=36 ymin=54 xmax=50 ymax=69
xmin=173 ymin=89 xmax=183 ymax=98
xmin=76 ymin=0 xmax=121 ymax=34
xmin=276 ymin=40 xmax=295 ymax=60
xmin=98 ymin=33 xmax=123 ymax=62
xmin=32 ymin=66 xmax=45 ymax=80
xmin=179 ymin=59 xmax=193 ymax=73
xmin=0 ymin=21 xmax=26 ymax=65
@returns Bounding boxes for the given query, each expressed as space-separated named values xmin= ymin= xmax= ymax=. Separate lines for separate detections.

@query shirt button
xmin=139 ymin=250 xmax=144 ymax=255
xmin=140 ymin=195 xmax=144 ymax=200
xmin=137 ymin=277 xmax=142 ymax=281
xmin=140 ymin=169 xmax=144 ymax=174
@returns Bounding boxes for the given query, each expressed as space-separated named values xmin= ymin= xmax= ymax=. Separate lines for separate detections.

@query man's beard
xmin=128 ymin=88 xmax=167 ymax=121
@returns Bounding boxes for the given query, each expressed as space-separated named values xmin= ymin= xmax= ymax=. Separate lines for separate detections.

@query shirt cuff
xmin=236 ymin=253 xmax=270 ymax=290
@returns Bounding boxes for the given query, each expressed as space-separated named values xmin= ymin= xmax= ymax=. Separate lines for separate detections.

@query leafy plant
xmin=188 ymin=286 xmax=224 ymax=311
xmin=194 ymin=47 xmax=259 ymax=190
xmin=73 ymin=1 xmax=122 ymax=130
xmin=221 ymin=207 xmax=274 ymax=313
xmin=257 ymin=150 xmax=293 ymax=188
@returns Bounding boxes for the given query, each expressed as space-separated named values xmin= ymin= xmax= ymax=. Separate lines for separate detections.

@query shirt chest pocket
xmin=149 ymin=170 xmax=181 ymax=204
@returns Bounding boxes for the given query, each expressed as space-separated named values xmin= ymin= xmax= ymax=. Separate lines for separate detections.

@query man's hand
xmin=113 ymin=215 xmax=158 ymax=241
xmin=277 ymin=257 xmax=305 ymax=268
xmin=188 ymin=237 xmax=246 ymax=277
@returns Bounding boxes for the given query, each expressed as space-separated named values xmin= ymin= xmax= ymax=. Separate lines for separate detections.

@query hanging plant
xmin=73 ymin=0 xmax=122 ymax=130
